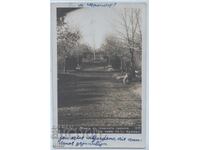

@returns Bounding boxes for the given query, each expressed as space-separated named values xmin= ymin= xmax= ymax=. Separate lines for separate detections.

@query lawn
xmin=57 ymin=69 xmax=142 ymax=133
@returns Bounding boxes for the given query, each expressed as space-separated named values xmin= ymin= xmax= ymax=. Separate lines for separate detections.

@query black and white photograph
xmin=56 ymin=5 xmax=144 ymax=134
xmin=51 ymin=2 xmax=148 ymax=149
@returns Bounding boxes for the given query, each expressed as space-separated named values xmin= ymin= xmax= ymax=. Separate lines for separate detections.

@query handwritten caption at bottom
xmin=55 ymin=134 xmax=142 ymax=147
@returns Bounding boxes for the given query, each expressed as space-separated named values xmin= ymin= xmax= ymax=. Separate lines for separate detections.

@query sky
xmin=61 ymin=5 xmax=144 ymax=50
xmin=64 ymin=8 xmax=121 ymax=49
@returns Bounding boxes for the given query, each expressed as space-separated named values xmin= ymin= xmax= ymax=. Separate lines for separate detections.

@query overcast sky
xmin=64 ymin=8 xmax=122 ymax=49
xmin=62 ymin=5 xmax=143 ymax=49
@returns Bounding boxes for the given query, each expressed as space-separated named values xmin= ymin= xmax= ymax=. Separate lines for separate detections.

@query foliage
xmin=57 ymin=19 xmax=81 ymax=73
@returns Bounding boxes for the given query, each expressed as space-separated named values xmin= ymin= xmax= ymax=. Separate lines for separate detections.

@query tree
xmin=57 ymin=18 xmax=81 ymax=73
xmin=116 ymin=8 xmax=142 ymax=78
xmin=101 ymin=35 xmax=129 ymax=70
xmin=72 ymin=43 xmax=93 ymax=65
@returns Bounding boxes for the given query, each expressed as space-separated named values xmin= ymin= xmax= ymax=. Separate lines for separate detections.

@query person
xmin=75 ymin=64 xmax=81 ymax=70
xmin=123 ymin=73 xmax=128 ymax=84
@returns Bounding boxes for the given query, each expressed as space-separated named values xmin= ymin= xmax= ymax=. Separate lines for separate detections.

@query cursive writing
xmin=57 ymin=134 xmax=141 ymax=148
xmin=87 ymin=3 xmax=117 ymax=8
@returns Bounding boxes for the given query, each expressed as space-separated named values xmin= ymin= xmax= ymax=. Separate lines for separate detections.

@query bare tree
xmin=117 ymin=8 xmax=142 ymax=78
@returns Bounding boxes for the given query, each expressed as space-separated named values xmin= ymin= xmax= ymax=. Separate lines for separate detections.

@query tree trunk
xmin=130 ymin=48 xmax=136 ymax=79
xmin=108 ymin=56 xmax=111 ymax=65
xmin=63 ymin=56 xmax=66 ymax=73
xmin=120 ymin=57 xmax=123 ymax=71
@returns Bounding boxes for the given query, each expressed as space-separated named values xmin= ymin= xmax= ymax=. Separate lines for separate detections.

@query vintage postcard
xmin=51 ymin=0 xmax=148 ymax=149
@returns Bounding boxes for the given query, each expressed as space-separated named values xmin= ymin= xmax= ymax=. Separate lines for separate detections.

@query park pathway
xmin=58 ymin=65 xmax=141 ymax=130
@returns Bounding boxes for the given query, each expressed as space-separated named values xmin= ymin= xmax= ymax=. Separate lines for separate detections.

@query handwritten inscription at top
xmin=78 ymin=3 xmax=117 ymax=8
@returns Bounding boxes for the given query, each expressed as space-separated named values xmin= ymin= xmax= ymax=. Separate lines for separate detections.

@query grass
xmin=57 ymin=68 xmax=142 ymax=133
